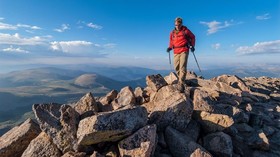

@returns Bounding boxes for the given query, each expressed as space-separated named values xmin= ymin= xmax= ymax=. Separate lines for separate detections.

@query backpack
xmin=171 ymin=28 xmax=193 ymax=48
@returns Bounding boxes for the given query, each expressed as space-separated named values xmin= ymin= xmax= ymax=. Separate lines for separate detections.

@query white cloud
xmin=0 ymin=33 xmax=49 ymax=45
xmin=0 ymin=22 xmax=17 ymax=30
xmin=54 ymin=24 xmax=70 ymax=32
xmin=50 ymin=40 xmax=95 ymax=53
xmin=2 ymin=46 xmax=29 ymax=53
xmin=200 ymin=20 xmax=236 ymax=35
xmin=256 ymin=13 xmax=271 ymax=20
xmin=0 ymin=21 xmax=42 ymax=30
xmin=0 ymin=17 xmax=4 ymax=21
xmin=212 ymin=43 xmax=221 ymax=50
xmin=50 ymin=40 xmax=116 ymax=56
xmin=236 ymin=40 xmax=280 ymax=55
xmin=87 ymin=22 xmax=103 ymax=30
xmin=16 ymin=24 xmax=42 ymax=30
xmin=103 ymin=43 xmax=117 ymax=48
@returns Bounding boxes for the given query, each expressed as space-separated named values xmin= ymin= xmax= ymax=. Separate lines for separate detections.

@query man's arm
xmin=187 ymin=29 xmax=195 ymax=47
xmin=167 ymin=32 xmax=173 ymax=52
xmin=169 ymin=32 xmax=173 ymax=49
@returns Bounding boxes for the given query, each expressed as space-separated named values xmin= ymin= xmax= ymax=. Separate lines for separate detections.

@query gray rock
xmin=214 ymin=104 xmax=249 ymax=123
xmin=77 ymin=106 xmax=148 ymax=145
xmin=118 ymin=125 xmax=157 ymax=157
xmin=0 ymin=118 xmax=40 ymax=157
xmin=231 ymin=135 xmax=253 ymax=157
xmin=22 ymin=132 xmax=62 ymax=157
xmin=184 ymin=119 xmax=201 ymax=141
xmin=62 ymin=151 xmax=86 ymax=157
xmin=164 ymin=72 xmax=178 ymax=85
xmin=165 ymin=126 xmax=212 ymax=157
xmin=194 ymin=111 xmax=234 ymax=133
xmin=252 ymin=150 xmax=279 ymax=157
xmin=33 ymin=103 xmax=79 ymax=153
xmin=203 ymin=132 xmax=233 ymax=157
xmin=74 ymin=92 xmax=98 ymax=119
xmin=212 ymin=75 xmax=250 ymax=92
xmin=192 ymin=88 xmax=215 ymax=112
xmin=146 ymin=74 xmax=168 ymax=91
xmin=145 ymin=85 xmax=193 ymax=132
xmin=90 ymin=151 xmax=105 ymax=157
xmin=99 ymin=90 xmax=118 ymax=112
xmin=111 ymin=86 xmax=136 ymax=110
xmin=134 ymin=87 xmax=147 ymax=105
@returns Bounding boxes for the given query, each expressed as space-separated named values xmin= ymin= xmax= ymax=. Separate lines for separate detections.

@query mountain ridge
xmin=0 ymin=72 xmax=279 ymax=157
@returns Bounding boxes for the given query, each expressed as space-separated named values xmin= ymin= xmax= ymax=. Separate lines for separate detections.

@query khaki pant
xmin=174 ymin=51 xmax=189 ymax=84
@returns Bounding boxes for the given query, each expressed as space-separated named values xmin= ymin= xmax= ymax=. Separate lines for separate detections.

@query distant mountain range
xmin=0 ymin=65 xmax=279 ymax=136
xmin=0 ymin=67 xmax=148 ymax=135
xmin=0 ymin=67 xmax=148 ymax=110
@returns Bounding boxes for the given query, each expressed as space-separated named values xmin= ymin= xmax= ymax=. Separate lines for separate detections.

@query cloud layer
xmin=54 ymin=24 xmax=70 ymax=32
xmin=0 ymin=33 xmax=49 ymax=45
xmin=200 ymin=20 xmax=237 ymax=35
xmin=256 ymin=13 xmax=271 ymax=20
xmin=0 ymin=18 xmax=114 ymax=59
xmin=2 ymin=46 xmax=29 ymax=53
xmin=236 ymin=40 xmax=280 ymax=55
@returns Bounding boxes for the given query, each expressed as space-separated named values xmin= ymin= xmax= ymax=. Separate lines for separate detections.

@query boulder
xmin=0 ymin=118 xmax=40 ymax=157
xmin=145 ymin=85 xmax=193 ymax=132
xmin=192 ymin=88 xmax=215 ymax=112
xmin=77 ymin=106 xmax=148 ymax=145
xmin=134 ymin=87 xmax=147 ymax=105
xmin=33 ymin=103 xmax=79 ymax=153
xmin=184 ymin=119 xmax=201 ymax=141
xmin=203 ymin=132 xmax=233 ymax=157
xmin=74 ymin=92 xmax=98 ymax=119
xmin=98 ymin=90 xmax=118 ymax=112
xmin=111 ymin=86 xmax=136 ymax=110
xmin=194 ymin=111 xmax=234 ymax=133
xmin=22 ymin=132 xmax=62 ymax=157
xmin=212 ymin=75 xmax=250 ymax=91
xmin=164 ymin=72 xmax=178 ymax=85
xmin=146 ymin=74 xmax=168 ymax=91
xmin=165 ymin=126 xmax=212 ymax=157
xmin=62 ymin=151 xmax=86 ymax=157
xmin=118 ymin=125 xmax=157 ymax=157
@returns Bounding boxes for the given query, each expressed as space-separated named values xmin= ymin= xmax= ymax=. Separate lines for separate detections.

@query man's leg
xmin=174 ymin=53 xmax=180 ymax=81
xmin=179 ymin=52 xmax=189 ymax=84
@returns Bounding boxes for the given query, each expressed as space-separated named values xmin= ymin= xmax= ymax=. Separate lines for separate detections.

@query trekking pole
xmin=168 ymin=52 xmax=172 ymax=71
xmin=192 ymin=51 xmax=202 ymax=72
xmin=168 ymin=52 xmax=173 ymax=81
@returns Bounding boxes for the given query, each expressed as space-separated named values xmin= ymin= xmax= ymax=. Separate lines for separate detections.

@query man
xmin=167 ymin=17 xmax=196 ymax=92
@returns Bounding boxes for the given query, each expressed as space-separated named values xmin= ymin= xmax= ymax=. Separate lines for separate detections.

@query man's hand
xmin=166 ymin=47 xmax=172 ymax=53
xmin=190 ymin=46 xmax=195 ymax=52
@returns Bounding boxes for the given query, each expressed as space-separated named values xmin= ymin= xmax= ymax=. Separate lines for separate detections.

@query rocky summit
xmin=0 ymin=72 xmax=280 ymax=157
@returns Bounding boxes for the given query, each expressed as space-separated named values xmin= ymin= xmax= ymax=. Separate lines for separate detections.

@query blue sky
xmin=0 ymin=0 xmax=279 ymax=72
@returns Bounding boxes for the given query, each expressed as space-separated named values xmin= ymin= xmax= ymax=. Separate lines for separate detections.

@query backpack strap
xmin=183 ymin=28 xmax=193 ymax=47
xmin=172 ymin=27 xmax=192 ymax=48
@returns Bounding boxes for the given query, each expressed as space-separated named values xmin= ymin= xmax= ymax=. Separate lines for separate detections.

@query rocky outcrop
xmin=74 ymin=92 xmax=98 ymax=119
xmin=22 ymin=132 xmax=62 ymax=157
xmin=0 ymin=118 xmax=40 ymax=157
xmin=77 ymin=106 xmax=148 ymax=146
xmin=118 ymin=125 xmax=157 ymax=157
xmin=165 ymin=126 xmax=212 ymax=157
xmin=144 ymin=85 xmax=193 ymax=132
xmin=32 ymin=103 xmax=79 ymax=153
xmin=111 ymin=86 xmax=136 ymax=110
xmin=1 ymin=72 xmax=280 ymax=157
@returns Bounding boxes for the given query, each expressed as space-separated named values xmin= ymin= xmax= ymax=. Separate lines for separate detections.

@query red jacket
xmin=169 ymin=26 xmax=195 ymax=54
